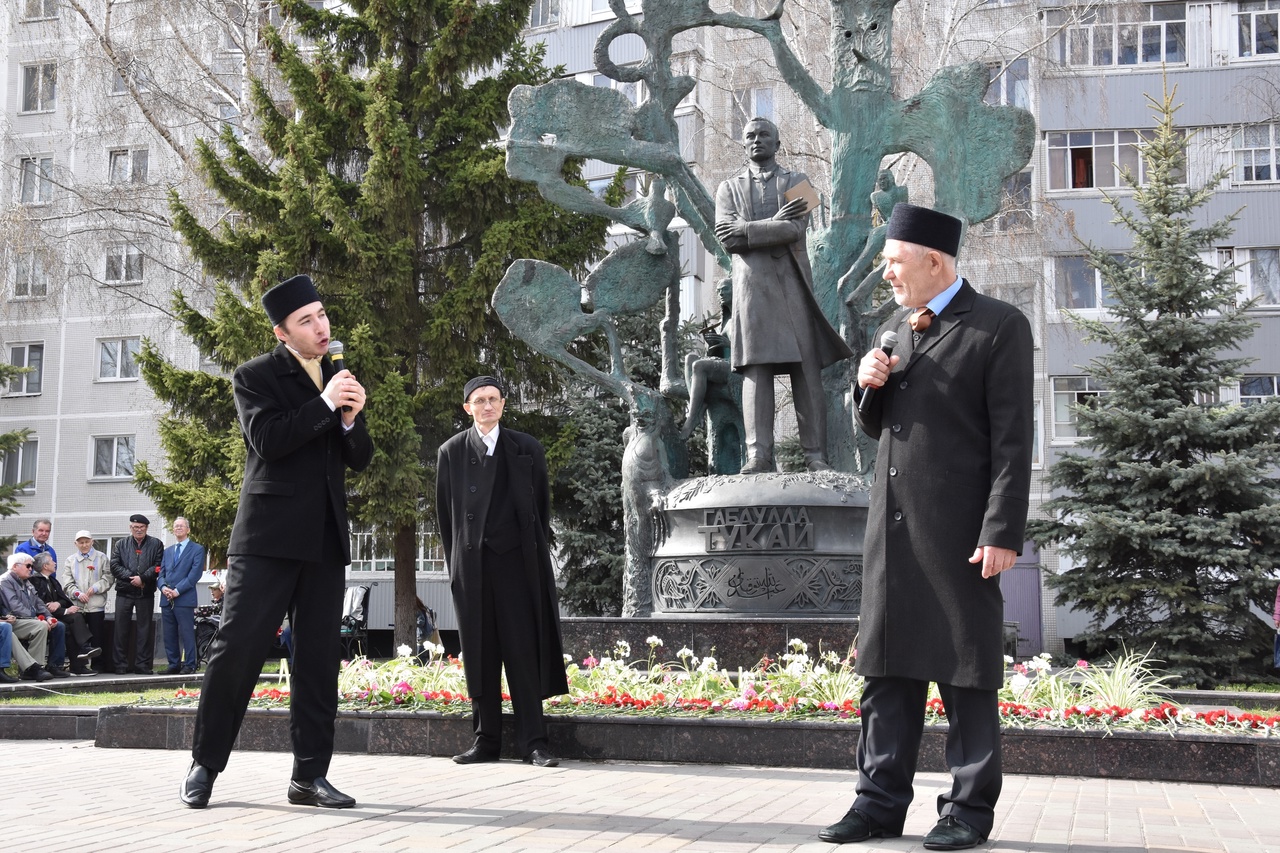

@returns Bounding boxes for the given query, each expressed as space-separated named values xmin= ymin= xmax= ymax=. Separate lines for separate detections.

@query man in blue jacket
xmin=158 ymin=517 xmax=207 ymax=674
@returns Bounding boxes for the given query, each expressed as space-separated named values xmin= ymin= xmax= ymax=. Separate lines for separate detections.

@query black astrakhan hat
xmin=885 ymin=203 xmax=963 ymax=257
xmin=463 ymin=375 xmax=505 ymax=403
xmin=261 ymin=274 xmax=321 ymax=326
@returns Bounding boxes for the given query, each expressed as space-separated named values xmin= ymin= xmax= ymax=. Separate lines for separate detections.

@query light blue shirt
xmin=925 ymin=276 xmax=964 ymax=317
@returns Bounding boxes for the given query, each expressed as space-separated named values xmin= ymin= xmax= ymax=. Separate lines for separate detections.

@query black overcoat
xmin=854 ymin=282 xmax=1033 ymax=690
xmin=227 ymin=344 xmax=373 ymax=563
xmin=436 ymin=426 xmax=568 ymax=700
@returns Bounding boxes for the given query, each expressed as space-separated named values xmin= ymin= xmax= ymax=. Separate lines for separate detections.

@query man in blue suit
xmin=158 ymin=517 xmax=207 ymax=674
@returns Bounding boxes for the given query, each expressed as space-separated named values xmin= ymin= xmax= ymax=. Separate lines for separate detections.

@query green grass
xmin=0 ymin=679 xmax=284 ymax=707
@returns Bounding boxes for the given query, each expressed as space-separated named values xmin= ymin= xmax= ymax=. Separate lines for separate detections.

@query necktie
xmin=177 ymin=542 xmax=185 ymax=561
xmin=300 ymin=357 xmax=323 ymax=390
xmin=910 ymin=308 xmax=934 ymax=344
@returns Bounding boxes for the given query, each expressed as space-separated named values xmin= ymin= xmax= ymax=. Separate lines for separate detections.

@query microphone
xmin=857 ymin=329 xmax=899 ymax=415
xmin=328 ymin=340 xmax=349 ymax=412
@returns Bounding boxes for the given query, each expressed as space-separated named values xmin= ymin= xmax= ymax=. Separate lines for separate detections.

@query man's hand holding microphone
xmin=323 ymin=340 xmax=367 ymax=427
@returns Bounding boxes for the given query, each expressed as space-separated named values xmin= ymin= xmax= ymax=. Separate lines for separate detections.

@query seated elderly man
xmin=1 ymin=619 xmax=43 ymax=682
xmin=30 ymin=552 xmax=101 ymax=675
xmin=1 ymin=553 xmax=67 ymax=679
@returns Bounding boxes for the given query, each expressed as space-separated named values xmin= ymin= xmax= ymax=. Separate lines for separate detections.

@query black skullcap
xmin=463 ymin=375 xmax=505 ymax=403
xmin=129 ymin=514 xmax=150 ymax=525
xmin=885 ymin=203 xmax=963 ymax=257
xmin=261 ymin=274 xmax=322 ymax=326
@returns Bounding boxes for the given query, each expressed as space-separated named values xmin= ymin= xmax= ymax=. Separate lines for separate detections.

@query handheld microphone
xmin=328 ymin=340 xmax=349 ymax=412
xmin=857 ymin=329 xmax=899 ymax=415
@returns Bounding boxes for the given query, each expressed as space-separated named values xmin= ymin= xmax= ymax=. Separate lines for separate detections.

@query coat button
xmin=470 ymin=457 xmax=477 ymax=464
xmin=466 ymin=513 xmax=474 ymax=520
xmin=889 ymin=467 xmax=898 ymax=476
xmin=469 ymin=486 xmax=477 ymax=493
xmin=899 ymin=380 xmax=909 ymax=389
xmin=466 ymin=544 xmax=473 ymax=551
xmin=891 ymin=424 xmax=901 ymax=433
xmin=893 ymin=511 xmax=903 ymax=521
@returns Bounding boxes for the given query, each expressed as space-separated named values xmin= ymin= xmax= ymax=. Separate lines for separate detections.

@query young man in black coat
xmin=436 ymin=376 xmax=568 ymax=768
xmin=181 ymin=275 xmax=373 ymax=810
xmin=821 ymin=205 xmax=1033 ymax=850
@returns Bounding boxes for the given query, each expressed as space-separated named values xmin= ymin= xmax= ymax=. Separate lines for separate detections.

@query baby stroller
xmin=194 ymin=602 xmax=222 ymax=666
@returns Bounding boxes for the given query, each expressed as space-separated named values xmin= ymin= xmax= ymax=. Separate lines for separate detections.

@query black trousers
xmin=471 ymin=545 xmax=547 ymax=757
xmin=853 ymin=676 xmax=1002 ymax=837
xmin=191 ymin=521 xmax=345 ymax=780
xmin=113 ymin=594 xmax=155 ymax=672
xmin=85 ymin=611 xmax=107 ymax=671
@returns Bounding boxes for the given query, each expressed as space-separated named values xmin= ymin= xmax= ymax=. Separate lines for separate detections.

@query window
xmin=1240 ymin=375 xmax=1280 ymax=405
xmin=6 ymin=343 xmax=43 ymax=395
xmin=13 ymin=252 xmax=48 ymax=298
xmin=1233 ymin=124 xmax=1277 ymax=182
xmin=730 ymin=86 xmax=774 ymax=142
xmin=1237 ymin=0 xmax=1279 ymax=57
xmin=92 ymin=436 xmax=136 ymax=479
xmin=1046 ymin=129 xmax=1182 ymax=190
xmin=1032 ymin=400 xmax=1043 ymax=468
xmin=22 ymin=0 xmax=57 ymax=20
xmin=108 ymin=148 xmax=149 ymax=184
xmin=1239 ymin=247 xmax=1280 ymax=304
xmin=110 ymin=57 xmax=152 ymax=95
xmin=20 ymin=63 xmax=56 ymax=112
xmin=984 ymin=58 xmax=1029 ymax=110
xmin=982 ymin=171 xmax=1033 ymax=232
xmin=99 ymin=338 xmax=141 ymax=380
xmin=105 ymin=245 xmax=144 ymax=284
xmin=1046 ymin=3 xmax=1186 ymax=67
xmin=19 ymin=156 xmax=53 ymax=204
xmin=1054 ymin=255 xmax=1122 ymax=310
xmin=528 ymin=0 xmax=558 ymax=28
xmin=1 ymin=439 xmax=38 ymax=494
xmin=1053 ymin=376 xmax=1108 ymax=439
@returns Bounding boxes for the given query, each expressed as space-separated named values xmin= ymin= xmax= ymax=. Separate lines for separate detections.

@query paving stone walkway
xmin=2 ymin=740 xmax=1278 ymax=852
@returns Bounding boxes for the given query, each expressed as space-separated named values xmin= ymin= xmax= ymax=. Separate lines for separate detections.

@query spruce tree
xmin=0 ymin=363 xmax=34 ymax=551
xmin=148 ymin=0 xmax=609 ymax=647
xmin=1028 ymin=92 xmax=1280 ymax=687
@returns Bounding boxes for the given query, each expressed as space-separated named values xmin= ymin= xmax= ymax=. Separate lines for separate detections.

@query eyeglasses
xmin=467 ymin=396 xmax=504 ymax=409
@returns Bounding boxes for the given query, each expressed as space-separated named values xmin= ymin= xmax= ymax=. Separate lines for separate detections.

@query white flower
xmin=698 ymin=656 xmax=718 ymax=672
xmin=1028 ymin=655 xmax=1051 ymax=672
xmin=563 ymin=654 xmax=572 ymax=663
xmin=397 ymin=644 xmax=414 ymax=658
xmin=822 ymin=651 xmax=841 ymax=666
xmin=814 ymin=664 xmax=829 ymax=676
xmin=1009 ymin=673 xmax=1029 ymax=695
xmin=677 ymin=647 xmax=694 ymax=660
xmin=646 ymin=635 xmax=663 ymax=647
xmin=1129 ymin=710 xmax=1145 ymax=723
xmin=1003 ymin=655 xmax=1014 ymax=664
xmin=422 ymin=641 xmax=444 ymax=656
xmin=788 ymin=638 xmax=808 ymax=653
xmin=613 ymin=640 xmax=631 ymax=658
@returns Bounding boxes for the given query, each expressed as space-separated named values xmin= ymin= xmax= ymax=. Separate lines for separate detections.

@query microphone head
xmin=881 ymin=330 xmax=900 ymax=350
xmin=327 ymin=340 xmax=345 ymax=359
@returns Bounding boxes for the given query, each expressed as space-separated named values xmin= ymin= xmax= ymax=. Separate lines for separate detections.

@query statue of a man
xmin=714 ymin=117 xmax=853 ymax=473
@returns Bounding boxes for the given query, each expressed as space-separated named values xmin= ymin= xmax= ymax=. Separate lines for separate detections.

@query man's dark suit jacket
xmin=854 ymin=281 xmax=1033 ymax=691
xmin=228 ymin=344 xmax=373 ymax=561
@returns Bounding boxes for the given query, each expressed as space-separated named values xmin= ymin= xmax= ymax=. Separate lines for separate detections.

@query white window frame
xmin=105 ymin=244 xmax=144 ymax=284
xmin=91 ymin=435 xmax=136 ymax=480
xmin=1045 ymin=3 xmax=1188 ymax=68
xmin=98 ymin=337 xmax=142 ymax=382
xmin=1240 ymin=374 xmax=1280 ymax=406
xmin=1 ymin=438 xmax=38 ymax=495
xmin=1052 ymin=376 xmax=1109 ymax=441
xmin=18 ymin=156 xmax=54 ymax=204
xmin=1046 ymin=129 xmax=1184 ymax=191
xmin=1235 ymin=246 xmax=1280 ymax=305
xmin=730 ymin=86 xmax=775 ymax=143
xmin=528 ymin=0 xmax=558 ymax=29
xmin=1032 ymin=399 xmax=1044 ymax=469
xmin=21 ymin=0 xmax=58 ymax=21
xmin=13 ymin=252 xmax=49 ymax=298
xmin=108 ymin=148 xmax=149 ymax=184
xmin=20 ymin=62 xmax=56 ymax=113
xmin=1232 ymin=123 xmax=1277 ymax=183
xmin=6 ymin=342 xmax=44 ymax=395
xmin=1053 ymin=255 xmax=1125 ymax=311
xmin=1236 ymin=0 xmax=1280 ymax=58
xmin=984 ymin=57 xmax=1030 ymax=110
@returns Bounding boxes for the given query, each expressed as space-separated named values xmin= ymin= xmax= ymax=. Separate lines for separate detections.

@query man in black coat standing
xmin=820 ymin=205 xmax=1033 ymax=850
xmin=110 ymin=514 xmax=164 ymax=674
xmin=180 ymin=274 xmax=373 ymax=810
xmin=437 ymin=376 xmax=568 ymax=768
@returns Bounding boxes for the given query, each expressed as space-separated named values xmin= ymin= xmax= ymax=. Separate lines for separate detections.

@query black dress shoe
xmin=78 ymin=646 xmax=102 ymax=661
xmin=180 ymin=761 xmax=218 ymax=809
xmin=162 ymin=666 xmax=182 ymax=674
xmin=287 ymin=777 xmax=355 ymax=809
xmin=922 ymin=816 xmax=984 ymax=851
xmin=180 ymin=667 xmax=197 ymax=675
xmin=0 ymin=669 xmax=17 ymax=683
xmin=22 ymin=665 xmax=53 ymax=682
xmin=523 ymin=748 xmax=560 ymax=767
xmin=452 ymin=744 xmax=500 ymax=764
xmin=817 ymin=806 xmax=902 ymax=844
xmin=136 ymin=668 xmax=155 ymax=675
xmin=47 ymin=667 xmax=70 ymax=678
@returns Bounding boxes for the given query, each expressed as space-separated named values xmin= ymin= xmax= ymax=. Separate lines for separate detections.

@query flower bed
xmin=157 ymin=640 xmax=1280 ymax=738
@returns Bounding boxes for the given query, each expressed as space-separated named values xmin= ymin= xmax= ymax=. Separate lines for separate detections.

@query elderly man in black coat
xmin=181 ymin=274 xmax=373 ymax=810
xmin=820 ymin=205 xmax=1034 ymax=850
xmin=437 ymin=376 xmax=568 ymax=768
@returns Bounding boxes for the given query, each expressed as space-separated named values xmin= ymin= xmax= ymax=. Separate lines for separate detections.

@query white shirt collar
xmin=476 ymin=423 xmax=500 ymax=456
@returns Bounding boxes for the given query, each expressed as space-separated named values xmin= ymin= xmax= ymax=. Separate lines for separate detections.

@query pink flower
xmin=1076 ymin=660 xmax=1089 ymax=669
xmin=583 ymin=656 xmax=599 ymax=669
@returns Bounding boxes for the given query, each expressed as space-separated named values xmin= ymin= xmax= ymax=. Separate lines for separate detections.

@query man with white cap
xmin=60 ymin=530 xmax=113 ymax=673
xmin=182 ymin=274 xmax=373 ymax=810
xmin=820 ymin=203 xmax=1033 ymax=850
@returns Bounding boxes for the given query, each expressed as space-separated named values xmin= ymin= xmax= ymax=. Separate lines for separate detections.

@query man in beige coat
xmin=60 ymin=531 xmax=112 ymax=673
